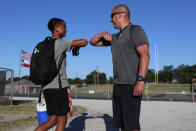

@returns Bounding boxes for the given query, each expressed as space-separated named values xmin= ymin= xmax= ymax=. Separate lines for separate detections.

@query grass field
xmin=146 ymin=84 xmax=190 ymax=94
xmin=0 ymin=102 xmax=86 ymax=131
xmin=0 ymin=102 xmax=37 ymax=131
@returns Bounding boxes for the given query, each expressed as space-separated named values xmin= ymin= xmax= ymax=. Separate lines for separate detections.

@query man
xmin=90 ymin=4 xmax=150 ymax=131
xmin=35 ymin=18 xmax=88 ymax=131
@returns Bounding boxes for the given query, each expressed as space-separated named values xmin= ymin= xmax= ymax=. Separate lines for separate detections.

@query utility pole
xmin=75 ymin=71 xmax=78 ymax=99
xmin=94 ymin=73 xmax=96 ymax=85
xmin=97 ymin=66 xmax=99 ymax=85
xmin=157 ymin=49 xmax=159 ymax=84
xmin=155 ymin=44 xmax=156 ymax=84
xmin=75 ymin=72 xmax=78 ymax=77
xmin=155 ymin=44 xmax=159 ymax=84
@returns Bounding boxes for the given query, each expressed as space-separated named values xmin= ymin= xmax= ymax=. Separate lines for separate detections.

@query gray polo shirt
xmin=104 ymin=25 xmax=149 ymax=84
xmin=44 ymin=39 xmax=72 ymax=90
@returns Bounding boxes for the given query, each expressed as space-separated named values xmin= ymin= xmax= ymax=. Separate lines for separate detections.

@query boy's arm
xmin=71 ymin=39 xmax=88 ymax=47
xmin=71 ymin=39 xmax=88 ymax=56
xmin=90 ymin=32 xmax=112 ymax=46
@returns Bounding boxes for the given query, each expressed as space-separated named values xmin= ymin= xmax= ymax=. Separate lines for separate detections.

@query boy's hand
xmin=72 ymin=47 xmax=80 ymax=56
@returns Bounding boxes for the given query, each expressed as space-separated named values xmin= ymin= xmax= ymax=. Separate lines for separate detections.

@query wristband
xmin=136 ymin=76 xmax=145 ymax=81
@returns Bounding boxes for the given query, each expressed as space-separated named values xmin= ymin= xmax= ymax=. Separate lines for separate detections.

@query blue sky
xmin=0 ymin=0 xmax=195 ymax=79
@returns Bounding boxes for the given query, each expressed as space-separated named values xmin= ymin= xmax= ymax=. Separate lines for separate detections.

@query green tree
xmin=175 ymin=64 xmax=196 ymax=83
xmin=74 ymin=77 xmax=83 ymax=84
xmin=85 ymin=70 xmax=107 ymax=84
xmin=108 ymin=76 xmax=114 ymax=84
xmin=85 ymin=71 xmax=96 ymax=84
xmin=21 ymin=75 xmax=30 ymax=80
xmin=99 ymin=73 xmax=107 ymax=84
xmin=68 ymin=78 xmax=74 ymax=84
xmin=159 ymin=65 xmax=174 ymax=83
xmin=145 ymin=69 xmax=155 ymax=83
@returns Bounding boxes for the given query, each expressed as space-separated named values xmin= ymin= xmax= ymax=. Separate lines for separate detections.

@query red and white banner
xmin=21 ymin=59 xmax=30 ymax=67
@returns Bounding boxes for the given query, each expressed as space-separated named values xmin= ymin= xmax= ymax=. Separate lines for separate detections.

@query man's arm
xmin=90 ymin=32 xmax=112 ymax=46
xmin=133 ymin=44 xmax=150 ymax=96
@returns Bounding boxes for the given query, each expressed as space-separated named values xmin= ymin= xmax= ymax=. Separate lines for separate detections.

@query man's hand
xmin=90 ymin=31 xmax=112 ymax=46
xmin=101 ymin=31 xmax=112 ymax=42
xmin=133 ymin=81 xmax=144 ymax=96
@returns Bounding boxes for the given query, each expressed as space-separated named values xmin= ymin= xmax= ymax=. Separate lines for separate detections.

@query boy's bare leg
xmin=55 ymin=115 xmax=67 ymax=131
xmin=34 ymin=115 xmax=57 ymax=131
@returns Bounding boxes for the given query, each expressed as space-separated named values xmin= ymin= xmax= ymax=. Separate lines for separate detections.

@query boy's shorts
xmin=112 ymin=84 xmax=142 ymax=130
xmin=43 ymin=87 xmax=70 ymax=116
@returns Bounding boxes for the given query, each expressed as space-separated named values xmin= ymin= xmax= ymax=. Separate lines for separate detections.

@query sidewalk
xmin=16 ymin=99 xmax=196 ymax=131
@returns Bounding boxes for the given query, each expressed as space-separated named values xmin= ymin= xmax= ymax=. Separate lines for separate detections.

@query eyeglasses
xmin=111 ymin=12 xmax=124 ymax=19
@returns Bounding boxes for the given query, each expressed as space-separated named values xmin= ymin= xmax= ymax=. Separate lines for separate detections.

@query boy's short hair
xmin=48 ymin=18 xmax=64 ymax=32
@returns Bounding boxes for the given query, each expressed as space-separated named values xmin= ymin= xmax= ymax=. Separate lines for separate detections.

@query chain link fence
xmin=70 ymin=84 xmax=195 ymax=102
xmin=1 ymin=76 xmax=195 ymax=103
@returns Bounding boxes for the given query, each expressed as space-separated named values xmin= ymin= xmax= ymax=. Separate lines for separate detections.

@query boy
xmin=35 ymin=18 xmax=88 ymax=131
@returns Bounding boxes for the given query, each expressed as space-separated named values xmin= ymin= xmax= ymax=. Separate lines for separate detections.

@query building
xmin=5 ymin=79 xmax=41 ymax=97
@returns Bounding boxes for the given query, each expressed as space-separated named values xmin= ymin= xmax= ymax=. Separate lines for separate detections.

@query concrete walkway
xmin=16 ymin=99 xmax=196 ymax=131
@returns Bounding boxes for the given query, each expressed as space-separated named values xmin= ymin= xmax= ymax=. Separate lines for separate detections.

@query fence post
xmin=146 ymin=82 xmax=149 ymax=102
xmin=74 ymin=85 xmax=77 ymax=99
xmin=192 ymin=84 xmax=195 ymax=103
xmin=10 ymin=69 xmax=14 ymax=107
xmin=107 ymin=86 xmax=110 ymax=100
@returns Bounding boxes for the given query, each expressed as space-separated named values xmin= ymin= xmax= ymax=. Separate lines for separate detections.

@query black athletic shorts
xmin=43 ymin=87 xmax=70 ymax=116
xmin=112 ymin=84 xmax=142 ymax=131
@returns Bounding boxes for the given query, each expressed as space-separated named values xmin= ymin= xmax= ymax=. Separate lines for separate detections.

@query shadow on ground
xmin=66 ymin=113 xmax=119 ymax=131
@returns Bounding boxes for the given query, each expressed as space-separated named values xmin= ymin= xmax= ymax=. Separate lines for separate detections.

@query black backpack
xmin=30 ymin=37 xmax=65 ymax=86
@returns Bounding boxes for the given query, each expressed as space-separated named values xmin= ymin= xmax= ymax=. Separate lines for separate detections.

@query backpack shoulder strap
xmin=57 ymin=52 xmax=66 ymax=72
xmin=57 ymin=51 xmax=66 ymax=103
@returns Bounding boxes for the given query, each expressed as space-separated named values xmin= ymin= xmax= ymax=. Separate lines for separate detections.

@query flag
xmin=21 ymin=50 xmax=31 ymax=68
xmin=21 ymin=59 xmax=30 ymax=67
xmin=21 ymin=50 xmax=31 ymax=60
xmin=19 ymin=50 xmax=31 ymax=80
